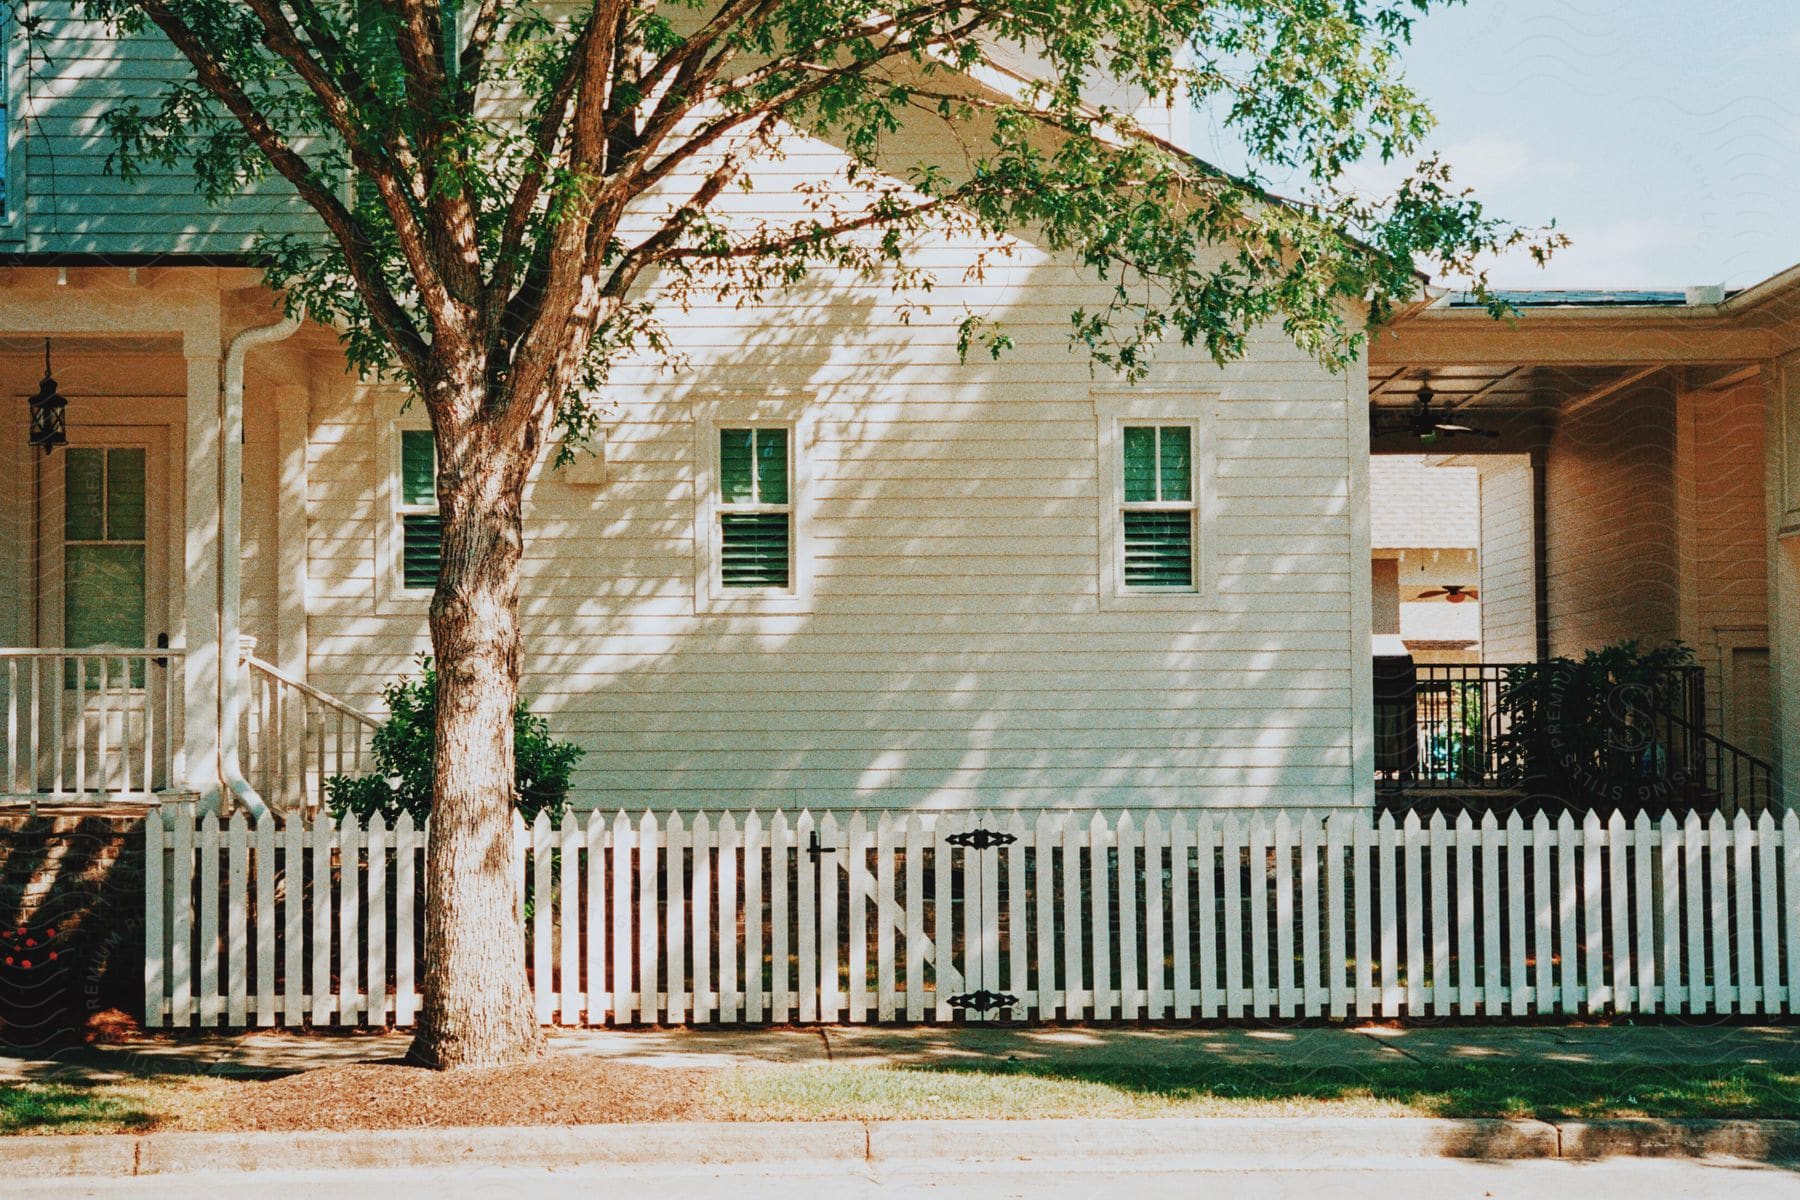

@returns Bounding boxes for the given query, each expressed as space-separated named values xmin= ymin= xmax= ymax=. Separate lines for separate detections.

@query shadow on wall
xmin=515 ymin=255 xmax=1350 ymax=812
xmin=291 ymin=110 xmax=1361 ymax=814
xmin=0 ymin=812 xmax=147 ymax=1045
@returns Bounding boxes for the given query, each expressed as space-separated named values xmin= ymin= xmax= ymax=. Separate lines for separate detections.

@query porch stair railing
xmin=242 ymin=656 xmax=380 ymax=815
xmin=1390 ymin=661 xmax=1778 ymax=815
xmin=0 ymin=648 xmax=185 ymax=803
xmin=1694 ymin=729 xmax=1779 ymax=815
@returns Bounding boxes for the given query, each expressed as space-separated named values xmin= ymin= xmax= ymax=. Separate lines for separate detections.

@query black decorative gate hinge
xmin=947 ymin=989 xmax=1018 ymax=1013
xmin=945 ymin=827 xmax=1017 ymax=849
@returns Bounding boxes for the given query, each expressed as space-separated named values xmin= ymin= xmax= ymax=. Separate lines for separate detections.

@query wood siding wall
xmin=1543 ymin=380 xmax=1681 ymax=657
xmin=3 ymin=6 xmax=320 ymax=254
xmin=1476 ymin=456 xmax=1537 ymax=662
xmin=305 ymin=312 xmax=1364 ymax=810
xmin=1677 ymin=378 xmax=1771 ymax=751
xmin=0 ymin=11 xmax=1373 ymax=812
xmin=295 ymin=116 xmax=1366 ymax=812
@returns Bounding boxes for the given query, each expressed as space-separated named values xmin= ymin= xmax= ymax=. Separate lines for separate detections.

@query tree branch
xmin=455 ymin=0 xmax=504 ymax=106
xmin=137 ymin=0 xmax=430 ymax=370
xmin=210 ymin=0 xmax=462 ymax=331
xmin=487 ymin=9 xmax=598 ymax=313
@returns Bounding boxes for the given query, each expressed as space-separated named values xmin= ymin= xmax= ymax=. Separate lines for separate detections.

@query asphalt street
xmin=21 ymin=1157 xmax=1800 ymax=1199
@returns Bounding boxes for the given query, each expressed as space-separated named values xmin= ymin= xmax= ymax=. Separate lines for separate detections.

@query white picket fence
xmin=144 ymin=805 xmax=1800 ymax=1029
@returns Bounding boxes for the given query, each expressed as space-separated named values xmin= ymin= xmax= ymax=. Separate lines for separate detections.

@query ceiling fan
xmin=1372 ymin=383 xmax=1501 ymax=443
xmin=1417 ymin=584 xmax=1478 ymax=604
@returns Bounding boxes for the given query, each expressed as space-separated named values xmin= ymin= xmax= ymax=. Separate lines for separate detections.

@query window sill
xmin=1099 ymin=588 xmax=1211 ymax=613
xmin=694 ymin=589 xmax=813 ymax=616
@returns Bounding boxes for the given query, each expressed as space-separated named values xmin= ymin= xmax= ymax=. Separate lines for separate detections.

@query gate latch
xmin=944 ymin=828 xmax=1017 ymax=849
xmin=947 ymin=989 xmax=1018 ymax=1013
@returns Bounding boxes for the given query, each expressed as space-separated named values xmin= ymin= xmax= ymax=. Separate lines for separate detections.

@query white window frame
xmin=1094 ymin=389 xmax=1216 ymax=610
xmin=374 ymin=393 xmax=434 ymax=613
xmin=692 ymin=394 xmax=813 ymax=614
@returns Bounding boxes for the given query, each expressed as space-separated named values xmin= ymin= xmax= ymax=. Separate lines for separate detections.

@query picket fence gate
xmin=144 ymin=806 xmax=1800 ymax=1029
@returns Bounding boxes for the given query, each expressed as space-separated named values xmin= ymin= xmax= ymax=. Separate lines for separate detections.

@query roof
xmin=1442 ymin=288 xmax=1727 ymax=309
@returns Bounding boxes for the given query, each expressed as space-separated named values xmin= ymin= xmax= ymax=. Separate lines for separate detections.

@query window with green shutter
xmin=398 ymin=428 xmax=441 ymax=590
xmin=718 ymin=427 xmax=791 ymax=589
xmin=1121 ymin=424 xmax=1195 ymax=590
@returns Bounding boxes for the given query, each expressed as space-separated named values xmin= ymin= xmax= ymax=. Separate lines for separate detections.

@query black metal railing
xmin=1698 ymin=730 xmax=1779 ymax=816
xmin=1377 ymin=660 xmax=1777 ymax=816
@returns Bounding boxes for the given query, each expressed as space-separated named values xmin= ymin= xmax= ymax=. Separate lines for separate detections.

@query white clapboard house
xmin=1 ymin=9 xmax=1796 ymax=829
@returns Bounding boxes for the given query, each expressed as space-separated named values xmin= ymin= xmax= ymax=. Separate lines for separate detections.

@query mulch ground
xmin=218 ymin=1058 xmax=708 ymax=1131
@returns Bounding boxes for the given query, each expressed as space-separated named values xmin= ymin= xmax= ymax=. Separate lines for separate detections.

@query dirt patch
xmin=208 ymin=1058 xmax=707 ymax=1131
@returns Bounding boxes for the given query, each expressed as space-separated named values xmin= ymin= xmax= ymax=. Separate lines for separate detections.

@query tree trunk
xmin=409 ymin=432 xmax=542 ymax=1069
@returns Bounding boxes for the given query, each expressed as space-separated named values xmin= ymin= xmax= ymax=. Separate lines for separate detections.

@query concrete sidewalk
xmin=4 ymin=1022 xmax=1797 ymax=1084
xmin=11 ymin=1116 xmax=1800 ymax=1181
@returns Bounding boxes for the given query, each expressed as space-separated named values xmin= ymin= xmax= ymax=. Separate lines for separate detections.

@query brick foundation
xmin=0 ymin=808 xmax=149 ymax=1044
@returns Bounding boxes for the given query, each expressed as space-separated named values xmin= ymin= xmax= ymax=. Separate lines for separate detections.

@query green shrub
xmin=1493 ymin=639 xmax=1696 ymax=808
xmin=325 ymin=656 xmax=583 ymax=826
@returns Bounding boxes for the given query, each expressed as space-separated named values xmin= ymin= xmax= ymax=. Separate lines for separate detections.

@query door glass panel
xmin=65 ymin=545 xmax=146 ymax=649
xmin=106 ymin=448 xmax=147 ymax=540
xmin=62 ymin=447 xmax=148 ymax=655
xmin=64 ymin=448 xmax=106 ymax=541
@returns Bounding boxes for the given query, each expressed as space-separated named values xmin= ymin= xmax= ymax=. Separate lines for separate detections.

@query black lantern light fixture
xmin=29 ymin=338 xmax=67 ymax=455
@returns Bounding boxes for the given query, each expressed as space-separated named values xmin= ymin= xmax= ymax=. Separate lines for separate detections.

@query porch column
xmin=182 ymin=331 xmax=223 ymax=808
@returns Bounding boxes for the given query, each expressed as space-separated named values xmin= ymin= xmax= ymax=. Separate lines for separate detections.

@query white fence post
xmin=719 ymin=812 xmax=741 ymax=1023
xmin=143 ymin=808 xmax=165 ymax=1029
xmin=875 ymin=813 xmax=897 ymax=1022
xmin=198 ymin=813 xmax=220 ymax=1027
xmin=1505 ymin=812 xmax=1527 ymax=1017
xmin=531 ymin=811 xmax=553 ymax=1025
xmin=665 ymin=812 xmax=688 ymax=1027
xmin=743 ymin=811 xmax=765 ymax=1024
xmin=560 ymin=811 xmax=582 ymax=1026
xmin=1786 ymin=812 xmax=1800 ymax=1017
xmin=686 ymin=811 xmax=708 ymax=1025
xmin=395 ymin=812 xmax=418 ymax=1026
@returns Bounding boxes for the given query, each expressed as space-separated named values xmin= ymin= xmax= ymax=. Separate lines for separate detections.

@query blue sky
xmin=1187 ymin=0 xmax=1800 ymax=290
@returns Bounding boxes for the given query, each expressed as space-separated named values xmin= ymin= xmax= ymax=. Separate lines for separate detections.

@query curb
xmin=7 ymin=1117 xmax=1800 ymax=1179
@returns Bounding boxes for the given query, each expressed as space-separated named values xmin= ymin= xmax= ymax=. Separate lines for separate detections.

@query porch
xmin=0 ymin=647 xmax=374 ymax=813
xmin=0 ymin=274 xmax=376 ymax=817
xmin=1369 ymin=278 xmax=1800 ymax=816
xmin=1374 ymin=658 xmax=1778 ymax=817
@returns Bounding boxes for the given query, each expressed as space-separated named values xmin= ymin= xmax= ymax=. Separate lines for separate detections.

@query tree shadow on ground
xmin=889 ymin=1056 xmax=1800 ymax=1121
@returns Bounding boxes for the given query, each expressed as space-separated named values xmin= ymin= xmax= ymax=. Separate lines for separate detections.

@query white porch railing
xmin=0 ymin=648 xmax=185 ymax=802
xmin=242 ymin=656 xmax=380 ymax=815
xmin=146 ymin=806 xmax=1800 ymax=1030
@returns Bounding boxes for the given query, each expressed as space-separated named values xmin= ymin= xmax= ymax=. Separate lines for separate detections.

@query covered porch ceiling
xmin=1368 ymin=360 xmax=1758 ymax=415
xmin=1367 ymin=278 xmax=1800 ymax=441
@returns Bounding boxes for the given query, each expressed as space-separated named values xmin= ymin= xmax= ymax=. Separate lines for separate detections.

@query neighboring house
xmin=1369 ymin=455 xmax=1481 ymax=664
xmin=0 ymin=13 xmax=1794 ymax=821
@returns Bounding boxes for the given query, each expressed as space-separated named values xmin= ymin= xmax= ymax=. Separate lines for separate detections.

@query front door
xmin=32 ymin=428 xmax=172 ymax=793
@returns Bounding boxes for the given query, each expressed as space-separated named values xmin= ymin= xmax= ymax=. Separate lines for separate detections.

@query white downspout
xmin=217 ymin=313 xmax=301 ymax=818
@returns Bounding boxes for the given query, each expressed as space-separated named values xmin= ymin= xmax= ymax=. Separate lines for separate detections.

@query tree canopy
xmin=50 ymin=0 xmax=1550 ymax=444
